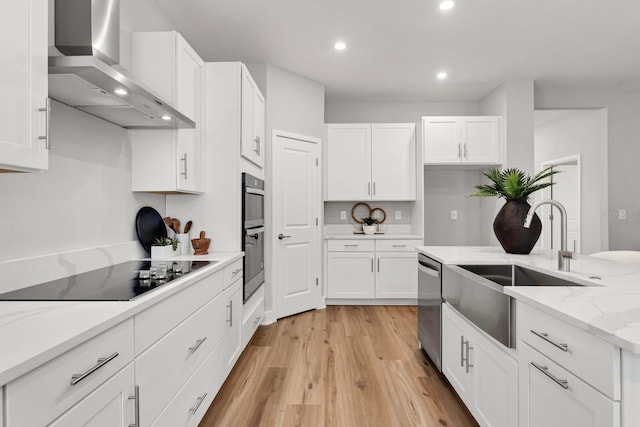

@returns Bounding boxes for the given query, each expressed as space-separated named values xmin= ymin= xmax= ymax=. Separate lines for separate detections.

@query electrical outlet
xmin=451 ymin=210 xmax=458 ymax=220
xmin=340 ymin=210 xmax=347 ymax=220
xmin=395 ymin=210 xmax=402 ymax=220
xmin=619 ymin=209 xmax=627 ymax=220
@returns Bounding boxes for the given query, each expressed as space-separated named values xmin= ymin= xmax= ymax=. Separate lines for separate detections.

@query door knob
xmin=278 ymin=233 xmax=291 ymax=240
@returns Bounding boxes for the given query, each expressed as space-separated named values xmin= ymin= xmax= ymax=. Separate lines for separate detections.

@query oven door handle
xmin=246 ymin=227 xmax=265 ymax=239
xmin=418 ymin=263 xmax=440 ymax=278
xmin=245 ymin=188 xmax=265 ymax=196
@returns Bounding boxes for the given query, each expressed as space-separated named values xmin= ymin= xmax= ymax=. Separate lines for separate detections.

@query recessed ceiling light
xmin=161 ymin=115 xmax=172 ymax=121
xmin=334 ymin=41 xmax=347 ymax=51
xmin=436 ymin=71 xmax=448 ymax=80
xmin=114 ymin=88 xmax=128 ymax=96
xmin=439 ymin=1 xmax=454 ymax=11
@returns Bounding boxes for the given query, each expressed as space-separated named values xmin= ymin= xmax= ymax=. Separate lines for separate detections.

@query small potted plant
xmin=361 ymin=216 xmax=380 ymax=235
xmin=151 ymin=237 xmax=180 ymax=259
xmin=469 ymin=166 xmax=558 ymax=254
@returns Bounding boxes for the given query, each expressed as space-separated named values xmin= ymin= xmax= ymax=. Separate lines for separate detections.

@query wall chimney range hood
xmin=48 ymin=0 xmax=195 ymax=129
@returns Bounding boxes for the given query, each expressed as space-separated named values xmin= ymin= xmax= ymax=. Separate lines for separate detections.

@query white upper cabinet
xmin=325 ymin=123 xmax=416 ymax=201
xmin=130 ymin=32 xmax=204 ymax=193
xmin=241 ymin=65 xmax=265 ymax=168
xmin=371 ymin=123 xmax=416 ymax=200
xmin=0 ymin=0 xmax=48 ymax=172
xmin=423 ymin=116 xmax=501 ymax=165
xmin=325 ymin=124 xmax=371 ymax=201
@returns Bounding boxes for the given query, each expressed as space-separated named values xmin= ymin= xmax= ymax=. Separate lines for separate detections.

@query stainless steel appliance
xmin=418 ymin=253 xmax=443 ymax=371
xmin=48 ymin=0 xmax=194 ymax=129
xmin=0 ymin=260 xmax=212 ymax=301
xmin=242 ymin=173 xmax=265 ymax=302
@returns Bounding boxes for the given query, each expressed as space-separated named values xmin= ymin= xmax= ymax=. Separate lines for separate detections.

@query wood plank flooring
xmin=199 ymin=306 xmax=477 ymax=427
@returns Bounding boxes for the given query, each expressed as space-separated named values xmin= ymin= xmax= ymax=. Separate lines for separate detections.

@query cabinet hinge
xmin=316 ymin=277 xmax=319 ymax=286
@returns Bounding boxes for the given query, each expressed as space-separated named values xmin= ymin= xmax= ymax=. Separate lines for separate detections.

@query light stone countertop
xmin=325 ymin=233 xmax=423 ymax=240
xmin=417 ymin=246 xmax=640 ymax=354
xmin=0 ymin=252 xmax=243 ymax=386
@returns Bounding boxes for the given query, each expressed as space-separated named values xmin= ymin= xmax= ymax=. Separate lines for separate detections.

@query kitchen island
xmin=417 ymin=246 xmax=640 ymax=427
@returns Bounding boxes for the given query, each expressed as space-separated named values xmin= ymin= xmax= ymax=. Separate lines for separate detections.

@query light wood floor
xmin=199 ymin=306 xmax=477 ymax=427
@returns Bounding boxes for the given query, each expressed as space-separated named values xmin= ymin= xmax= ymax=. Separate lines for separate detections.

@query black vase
xmin=493 ymin=199 xmax=542 ymax=254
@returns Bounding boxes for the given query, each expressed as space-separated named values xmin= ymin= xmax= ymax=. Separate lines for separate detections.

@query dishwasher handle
xmin=418 ymin=262 xmax=440 ymax=278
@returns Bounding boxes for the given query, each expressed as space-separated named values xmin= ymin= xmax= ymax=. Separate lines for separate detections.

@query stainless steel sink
xmin=443 ymin=264 xmax=587 ymax=348
xmin=459 ymin=264 xmax=584 ymax=287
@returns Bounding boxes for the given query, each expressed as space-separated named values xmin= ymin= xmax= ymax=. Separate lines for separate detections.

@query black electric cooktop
xmin=0 ymin=260 xmax=213 ymax=301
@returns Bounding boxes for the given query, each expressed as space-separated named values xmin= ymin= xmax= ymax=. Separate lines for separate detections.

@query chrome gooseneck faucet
xmin=524 ymin=199 xmax=573 ymax=272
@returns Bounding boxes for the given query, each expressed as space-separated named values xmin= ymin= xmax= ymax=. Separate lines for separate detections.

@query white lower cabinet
xmin=519 ymin=342 xmax=619 ymax=427
xmin=442 ymin=303 xmax=518 ymax=427
xmin=375 ymin=252 xmax=417 ymax=298
xmin=225 ymin=278 xmax=243 ymax=371
xmin=326 ymin=239 xmax=418 ymax=301
xmin=327 ymin=251 xmax=375 ymax=299
xmin=136 ymin=291 xmax=226 ymax=425
xmin=49 ymin=363 xmax=135 ymax=427
xmin=5 ymin=318 xmax=134 ymax=426
xmin=151 ymin=340 xmax=226 ymax=427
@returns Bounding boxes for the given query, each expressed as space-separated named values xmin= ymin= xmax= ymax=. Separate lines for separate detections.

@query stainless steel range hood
xmin=48 ymin=0 xmax=195 ymax=129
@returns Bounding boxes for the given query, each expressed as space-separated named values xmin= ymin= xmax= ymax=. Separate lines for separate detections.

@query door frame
xmin=540 ymin=154 xmax=582 ymax=252
xmin=270 ymin=129 xmax=323 ymax=321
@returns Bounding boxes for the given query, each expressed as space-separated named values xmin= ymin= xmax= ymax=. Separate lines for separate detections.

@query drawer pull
xmin=70 ymin=352 xmax=119 ymax=385
xmin=530 ymin=330 xmax=569 ymax=352
xmin=392 ymin=244 xmax=407 ymax=247
xmin=128 ymin=385 xmax=140 ymax=427
xmin=189 ymin=392 xmax=208 ymax=414
xmin=232 ymin=268 xmax=242 ymax=275
xmin=343 ymin=244 xmax=359 ymax=247
xmin=188 ymin=337 xmax=208 ymax=354
xmin=531 ymin=362 xmax=569 ymax=389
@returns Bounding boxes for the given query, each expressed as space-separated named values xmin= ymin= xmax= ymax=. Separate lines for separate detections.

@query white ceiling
xmin=154 ymin=0 xmax=640 ymax=102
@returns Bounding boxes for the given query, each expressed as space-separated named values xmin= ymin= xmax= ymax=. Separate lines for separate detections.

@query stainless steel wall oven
xmin=242 ymin=173 xmax=265 ymax=302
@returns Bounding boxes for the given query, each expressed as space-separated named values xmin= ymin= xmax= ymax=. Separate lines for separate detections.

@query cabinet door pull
xmin=368 ymin=182 xmax=371 ymax=196
xmin=38 ymin=98 xmax=50 ymax=149
xmin=371 ymin=258 xmax=374 ymax=272
xmin=70 ymin=352 xmax=119 ymax=385
xmin=458 ymin=143 xmax=462 ymax=159
xmin=377 ymin=258 xmax=380 ymax=272
xmin=188 ymin=336 xmax=208 ymax=354
xmin=128 ymin=385 xmax=140 ymax=427
xmin=465 ymin=341 xmax=474 ymax=373
xmin=373 ymin=182 xmax=376 ymax=195
xmin=227 ymin=301 xmax=233 ymax=326
xmin=531 ymin=362 xmax=569 ymax=389
xmin=460 ymin=336 xmax=465 ymax=368
xmin=530 ymin=330 xmax=569 ymax=352
xmin=254 ymin=135 xmax=261 ymax=155
xmin=181 ymin=153 xmax=188 ymax=180
xmin=189 ymin=392 xmax=208 ymax=414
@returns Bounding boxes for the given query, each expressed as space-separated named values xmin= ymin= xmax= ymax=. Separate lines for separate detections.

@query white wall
xmin=264 ymin=65 xmax=325 ymax=318
xmin=478 ymin=81 xmax=535 ymax=246
xmin=535 ymin=88 xmax=640 ymax=250
xmin=0 ymin=101 xmax=164 ymax=261
xmin=534 ymin=110 xmax=608 ymax=254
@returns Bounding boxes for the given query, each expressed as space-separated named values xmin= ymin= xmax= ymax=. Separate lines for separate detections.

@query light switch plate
xmin=451 ymin=210 xmax=458 ymax=220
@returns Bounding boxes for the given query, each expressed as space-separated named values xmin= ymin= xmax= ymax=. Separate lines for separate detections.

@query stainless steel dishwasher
xmin=418 ymin=253 xmax=443 ymax=371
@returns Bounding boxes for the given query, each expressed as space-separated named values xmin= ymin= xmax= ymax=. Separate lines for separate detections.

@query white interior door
xmin=273 ymin=130 xmax=321 ymax=319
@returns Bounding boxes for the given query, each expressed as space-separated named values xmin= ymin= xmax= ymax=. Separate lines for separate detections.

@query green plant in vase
xmin=361 ymin=216 xmax=380 ymax=235
xmin=469 ymin=166 xmax=559 ymax=254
